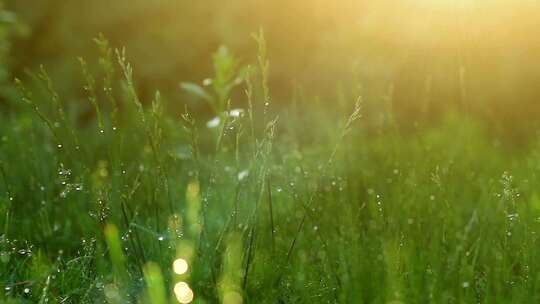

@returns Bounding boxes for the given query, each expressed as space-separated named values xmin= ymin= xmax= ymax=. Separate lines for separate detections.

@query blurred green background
xmin=4 ymin=0 xmax=540 ymax=141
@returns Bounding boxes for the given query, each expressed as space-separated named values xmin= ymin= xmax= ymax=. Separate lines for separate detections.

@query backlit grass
xmin=2 ymin=35 xmax=540 ymax=303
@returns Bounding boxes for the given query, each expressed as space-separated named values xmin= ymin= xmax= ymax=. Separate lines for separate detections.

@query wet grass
xmin=2 ymin=36 xmax=540 ymax=303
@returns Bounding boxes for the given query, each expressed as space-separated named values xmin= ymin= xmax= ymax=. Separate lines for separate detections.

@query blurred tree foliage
xmin=5 ymin=0 xmax=540 ymax=140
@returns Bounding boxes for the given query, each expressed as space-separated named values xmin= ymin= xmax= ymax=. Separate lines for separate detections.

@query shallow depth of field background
xmin=4 ymin=1 xmax=540 ymax=303
xmin=5 ymin=0 xmax=540 ymax=141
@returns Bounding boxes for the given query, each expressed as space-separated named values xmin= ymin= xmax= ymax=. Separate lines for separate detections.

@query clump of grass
xmin=2 ymin=30 xmax=540 ymax=304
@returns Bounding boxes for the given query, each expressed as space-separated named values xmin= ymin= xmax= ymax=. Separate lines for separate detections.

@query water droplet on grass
xmin=173 ymin=258 xmax=189 ymax=275
xmin=202 ymin=78 xmax=212 ymax=86
xmin=238 ymin=170 xmax=249 ymax=181
xmin=206 ymin=117 xmax=221 ymax=128
xmin=174 ymin=281 xmax=194 ymax=303
xmin=229 ymin=108 xmax=244 ymax=118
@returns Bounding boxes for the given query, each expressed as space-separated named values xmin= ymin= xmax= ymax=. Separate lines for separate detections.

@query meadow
xmin=3 ymin=1 xmax=540 ymax=304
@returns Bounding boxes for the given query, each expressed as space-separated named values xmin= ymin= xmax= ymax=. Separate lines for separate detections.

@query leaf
xmin=180 ymin=82 xmax=213 ymax=103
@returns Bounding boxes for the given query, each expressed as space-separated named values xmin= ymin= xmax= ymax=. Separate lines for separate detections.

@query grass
xmin=2 ymin=34 xmax=540 ymax=304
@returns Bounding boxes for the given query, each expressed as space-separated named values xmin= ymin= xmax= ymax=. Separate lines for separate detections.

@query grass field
xmin=2 ymin=30 xmax=540 ymax=304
